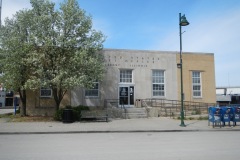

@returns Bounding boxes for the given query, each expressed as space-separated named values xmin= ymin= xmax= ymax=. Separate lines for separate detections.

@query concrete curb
xmin=1 ymin=128 xmax=240 ymax=135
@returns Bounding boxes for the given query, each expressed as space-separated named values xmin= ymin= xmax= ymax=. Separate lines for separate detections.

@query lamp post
xmin=178 ymin=13 xmax=189 ymax=127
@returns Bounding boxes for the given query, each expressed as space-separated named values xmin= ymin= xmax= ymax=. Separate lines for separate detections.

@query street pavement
xmin=2 ymin=109 xmax=240 ymax=160
xmin=1 ymin=108 xmax=240 ymax=134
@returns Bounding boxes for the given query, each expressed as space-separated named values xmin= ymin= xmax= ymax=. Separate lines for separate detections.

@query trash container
xmin=62 ymin=109 xmax=74 ymax=123
xmin=208 ymin=107 xmax=222 ymax=128
xmin=135 ymin=99 xmax=142 ymax=107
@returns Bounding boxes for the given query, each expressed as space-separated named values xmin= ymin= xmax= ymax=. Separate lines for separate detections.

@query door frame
xmin=118 ymin=84 xmax=135 ymax=108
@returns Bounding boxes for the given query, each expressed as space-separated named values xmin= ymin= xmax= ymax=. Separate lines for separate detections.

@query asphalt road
xmin=0 ymin=131 xmax=239 ymax=160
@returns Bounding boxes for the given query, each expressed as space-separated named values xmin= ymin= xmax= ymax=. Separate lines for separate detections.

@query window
xmin=192 ymin=71 xmax=201 ymax=97
xmin=40 ymin=88 xmax=52 ymax=98
xmin=85 ymin=82 xmax=99 ymax=97
xmin=120 ymin=70 xmax=132 ymax=83
xmin=152 ymin=70 xmax=165 ymax=96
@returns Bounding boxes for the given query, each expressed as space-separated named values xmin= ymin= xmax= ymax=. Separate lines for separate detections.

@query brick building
xmin=26 ymin=49 xmax=216 ymax=116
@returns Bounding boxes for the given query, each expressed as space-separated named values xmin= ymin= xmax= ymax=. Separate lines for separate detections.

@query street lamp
xmin=179 ymin=13 xmax=189 ymax=127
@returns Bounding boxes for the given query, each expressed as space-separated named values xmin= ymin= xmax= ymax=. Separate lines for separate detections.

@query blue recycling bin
xmin=208 ymin=107 xmax=222 ymax=128
xmin=221 ymin=107 xmax=234 ymax=126
xmin=233 ymin=107 xmax=240 ymax=126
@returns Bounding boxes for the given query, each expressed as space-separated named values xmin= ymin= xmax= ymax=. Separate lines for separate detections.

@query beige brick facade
xmin=177 ymin=52 xmax=216 ymax=103
xmin=26 ymin=90 xmax=70 ymax=116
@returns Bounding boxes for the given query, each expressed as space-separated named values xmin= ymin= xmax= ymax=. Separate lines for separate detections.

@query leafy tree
xmin=0 ymin=0 xmax=105 ymax=113
xmin=0 ymin=9 xmax=33 ymax=116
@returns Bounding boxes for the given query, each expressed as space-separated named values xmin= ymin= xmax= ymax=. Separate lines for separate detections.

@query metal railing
xmin=142 ymin=98 xmax=216 ymax=117
xmin=104 ymin=99 xmax=126 ymax=119
xmin=104 ymin=98 xmax=216 ymax=118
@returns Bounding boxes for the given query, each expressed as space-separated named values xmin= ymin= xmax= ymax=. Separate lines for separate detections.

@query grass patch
xmin=0 ymin=113 xmax=15 ymax=118
xmin=174 ymin=115 xmax=208 ymax=120
xmin=0 ymin=113 xmax=54 ymax=122
xmin=11 ymin=115 xmax=54 ymax=122
xmin=197 ymin=116 xmax=208 ymax=120
xmin=191 ymin=109 xmax=202 ymax=115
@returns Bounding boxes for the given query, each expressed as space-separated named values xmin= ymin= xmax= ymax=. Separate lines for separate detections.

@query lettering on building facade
xmin=104 ymin=55 xmax=160 ymax=68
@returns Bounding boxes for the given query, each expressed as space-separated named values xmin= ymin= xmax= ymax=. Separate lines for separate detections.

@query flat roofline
xmin=103 ymin=48 xmax=214 ymax=55
xmin=216 ymin=86 xmax=240 ymax=89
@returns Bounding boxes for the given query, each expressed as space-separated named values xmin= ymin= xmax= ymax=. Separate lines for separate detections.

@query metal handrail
xmin=104 ymin=98 xmax=216 ymax=118
xmin=104 ymin=99 xmax=126 ymax=119
xmin=141 ymin=98 xmax=216 ymax=117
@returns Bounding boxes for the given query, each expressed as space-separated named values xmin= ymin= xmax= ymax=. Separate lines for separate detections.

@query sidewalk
xmin=0 ymin=108 xmax=16 ymax=115
xmin=1 ymin=117 xmax=240 ymax=134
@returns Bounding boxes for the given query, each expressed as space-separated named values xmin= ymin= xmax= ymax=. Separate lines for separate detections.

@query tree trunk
xmin=53 ymin=88 xmax=66 ymax=111
xmin=18 ymin=88 xmax=27 ymax=116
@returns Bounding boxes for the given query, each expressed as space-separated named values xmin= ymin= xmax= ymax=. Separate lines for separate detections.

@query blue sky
xmin=2 ymin=0 xmax=240 ymax=87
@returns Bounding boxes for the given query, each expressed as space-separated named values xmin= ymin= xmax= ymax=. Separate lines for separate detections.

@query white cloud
xmin=185 ymin=9 xmax=240 ymax=54
xmin=92 ymin=18 xmax=112 ymax=41
xmin=1 ymin=0 xmax=65 ymax=23
xmin=157 ymin=8 xmax=240 ymax=86
xmin=1 ymin=0 xmax=31 ymax=22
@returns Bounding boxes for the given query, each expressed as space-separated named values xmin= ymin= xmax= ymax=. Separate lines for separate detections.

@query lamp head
xmin=180 ymin=14 xmax=189 ymax=26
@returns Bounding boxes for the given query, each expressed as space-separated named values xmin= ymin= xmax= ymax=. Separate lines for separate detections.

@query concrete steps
xmin=124 ymin=108 xmax=147 ymax=119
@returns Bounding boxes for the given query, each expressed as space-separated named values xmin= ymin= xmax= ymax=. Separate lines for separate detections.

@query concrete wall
xmin=72 ymin=49 xmax=178 ymax=106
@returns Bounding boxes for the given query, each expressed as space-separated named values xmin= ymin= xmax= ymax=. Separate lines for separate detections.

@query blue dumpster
xmin=208 ymin=107 xmax=222 ymax=128
xmin=221 ymin=107 xmax=233 ymax=126
xmin=233 ymin=107 xmax=240 ymax=126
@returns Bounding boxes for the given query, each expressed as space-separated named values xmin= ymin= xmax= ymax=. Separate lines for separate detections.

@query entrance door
xmin=119 ymin=86 xmax=134 ymax=107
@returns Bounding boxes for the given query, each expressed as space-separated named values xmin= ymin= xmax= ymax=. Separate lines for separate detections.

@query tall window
xmin=192 ymin=71 xmax=201 ymax=97
xmin=85 ymin=82 xmax=99 ymax=97
xmin=120 ymin=70 xmax=132 ymax=83
xmin=152 ymin=70 xmax=165 ymax=96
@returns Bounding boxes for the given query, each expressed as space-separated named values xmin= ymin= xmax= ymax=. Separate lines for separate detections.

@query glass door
xmin=119 ymin=86 xmax=134 ymax=107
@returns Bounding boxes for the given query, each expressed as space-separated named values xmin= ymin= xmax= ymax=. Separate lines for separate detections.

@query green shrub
xmin=54 ymin=108 xmax=64 ymax=121
xmin=73 ymin=105 xmax=90 ymax=121
xmin=75 ymin=105 xmax=90 ymax=111
xmin=198 ymin=116 xmax=208 ymax=120
xmin=188 ymin=117 xmax=194 ymax=120
xmin=54 ymin=105 xmax=90 ymax=121
xmin=65 ymin=105 xmax=72 ymax=109
xmin=16 ymin=108 xmax=20 ymax=114
xmin=195 ymin=109 xmax=201 ymax=115
xmin=191 ymin=109 xmax=201 ymax=115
